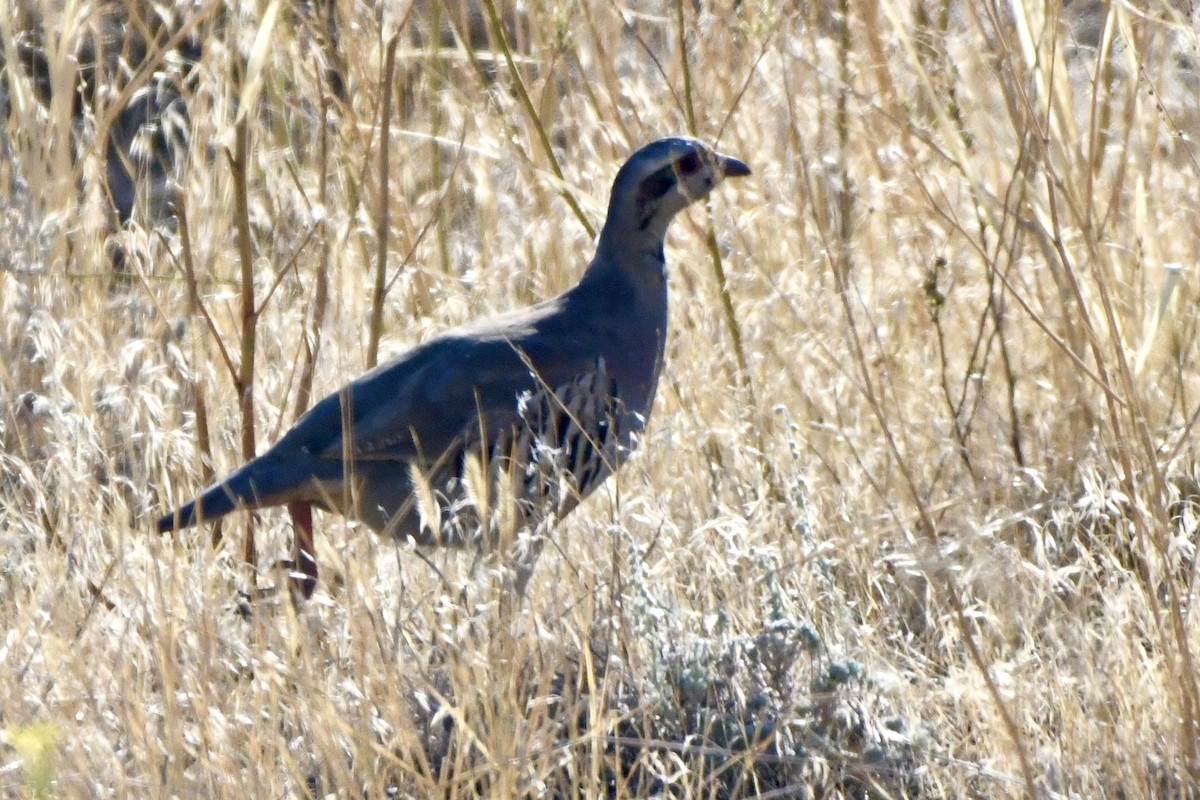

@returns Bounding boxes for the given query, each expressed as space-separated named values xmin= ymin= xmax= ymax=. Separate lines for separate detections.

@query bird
xmin=157 ymin=136 xmax=751 ymax=598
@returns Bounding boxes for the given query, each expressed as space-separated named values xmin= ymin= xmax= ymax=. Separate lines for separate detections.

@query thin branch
xmin=367 ymin=31 xmax=399 ymax=369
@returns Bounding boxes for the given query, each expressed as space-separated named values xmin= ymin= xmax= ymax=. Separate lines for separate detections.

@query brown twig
xmin=367 ymin=31 xmax=399 ymax=369
xmin=174 ymin=203 xmax=220 ymax=544
xmin=294 ymin=90 xmax=332 ymax=420
xmin=227 ymin=115 xmax=258 ymax=571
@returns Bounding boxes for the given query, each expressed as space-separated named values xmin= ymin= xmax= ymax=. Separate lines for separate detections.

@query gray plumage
xmin=157 ymin=137 xmax=750 ymax=595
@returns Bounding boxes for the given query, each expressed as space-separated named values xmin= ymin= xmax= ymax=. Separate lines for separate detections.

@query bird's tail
xmin=156 ymin=457 xmax=333 ymax=533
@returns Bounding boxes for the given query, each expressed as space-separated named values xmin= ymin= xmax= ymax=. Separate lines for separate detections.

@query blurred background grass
xmin=0 ymin=0 xmax=1199 ymax=796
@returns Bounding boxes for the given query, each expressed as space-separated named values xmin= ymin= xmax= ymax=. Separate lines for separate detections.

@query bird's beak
xmin=718 ymin=153 xmax=752 ymax=179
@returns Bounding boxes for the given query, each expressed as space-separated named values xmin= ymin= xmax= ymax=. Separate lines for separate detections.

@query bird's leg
xmin=287 ymin=501 xmax=319 ymax=599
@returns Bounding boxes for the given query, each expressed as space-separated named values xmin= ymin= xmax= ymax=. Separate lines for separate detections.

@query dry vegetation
xmin=1 ymin=0 xmax=1199 ymax=796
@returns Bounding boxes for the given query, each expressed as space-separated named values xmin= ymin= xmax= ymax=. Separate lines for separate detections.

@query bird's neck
xmin=574 ymin=228 xmax=670 ymax=417
xmin=583 ymin=240 xmax=667 ymax=307
xmin=592 ymin=217 xmax=670 ymax=279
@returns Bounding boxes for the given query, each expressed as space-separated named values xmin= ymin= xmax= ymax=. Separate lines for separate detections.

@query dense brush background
xmin=0 ymin=0 xmax=1198 ymax=796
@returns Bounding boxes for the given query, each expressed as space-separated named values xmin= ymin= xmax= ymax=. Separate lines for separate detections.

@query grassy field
xmin=1 ymin=0 xmax=1199 ymax=796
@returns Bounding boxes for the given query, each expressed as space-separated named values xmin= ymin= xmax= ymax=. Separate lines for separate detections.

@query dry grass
xmin=1 ymin=0 xmax=1199 ymax=796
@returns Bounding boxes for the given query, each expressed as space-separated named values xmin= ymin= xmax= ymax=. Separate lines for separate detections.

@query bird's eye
xmin=677 ymin=152 xmax=701 ymax=175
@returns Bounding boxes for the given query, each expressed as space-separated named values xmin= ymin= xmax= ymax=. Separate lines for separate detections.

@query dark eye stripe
xmin=636 ymin=164 xmax=677 ymax=205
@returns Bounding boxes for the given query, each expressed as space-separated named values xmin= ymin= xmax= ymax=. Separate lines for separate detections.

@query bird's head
xmin=599 ymin=137 xmax=750 ymax=254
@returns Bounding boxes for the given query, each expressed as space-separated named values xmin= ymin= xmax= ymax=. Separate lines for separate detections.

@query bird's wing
xmin=270 ymin=320 xmax=608 ymax=469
